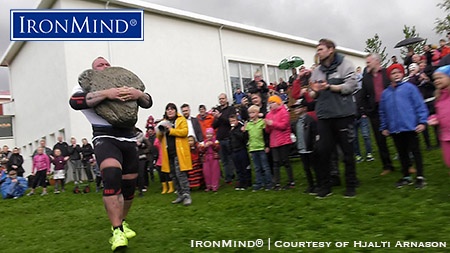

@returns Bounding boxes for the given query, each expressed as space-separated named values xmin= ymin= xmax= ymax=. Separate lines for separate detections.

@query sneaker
xmin=415 ymin=177 xmax=426 ymax=189
xmin=122 ymin=221 xmax=136 ymax=239
xmin=54 ymin=190 xmax=60 ymax=194
xmin=355 ymin=155 xmax=363 ymax=163
xmin=27 ymin=192 xmax=34 ymax=196
xmin=395 ymin=177 xmax=413 ymax=188
xmin=344 ymin=188 xmax=356 ymax=198
xmin=109 ymin=228 xmax=128 ymax=251
xmin=142 ymin=188 xmax=147 ymax=192
xmin=282 ymin=182 xmax=295 ymax=190
xmin=183 ymin=194 xmax=192 ymax=206
xmin=366 ymin=153 xmax=374 ymax=162
xmin=304 ymin=186 xmax=318 ymax=195
xmin=171 ymin=195 xmax=185 ymax=204
xmin=272 ymin=184 xmax=281 ymax=191
xmin=40 ymin=192 xmax=48 ymax=196
xmin=252 ymin=185 xmax=263 ymax=192
xmin=316 ymin=188 xmax=332 ymax=199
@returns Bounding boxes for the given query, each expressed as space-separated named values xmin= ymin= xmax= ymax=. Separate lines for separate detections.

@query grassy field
xmin=1 ymin=140 xmax=449 ymax=253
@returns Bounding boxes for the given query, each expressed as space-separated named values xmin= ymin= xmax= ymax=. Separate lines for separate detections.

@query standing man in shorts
xmin=69 ymin=57 xmax=153 ymax=251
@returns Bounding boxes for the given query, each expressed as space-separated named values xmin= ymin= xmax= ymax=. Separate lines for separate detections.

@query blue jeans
xmin=251 ymin=150 xmax=272 ymax=188
xmin=353 ymin=116 xmax=372 ymax=156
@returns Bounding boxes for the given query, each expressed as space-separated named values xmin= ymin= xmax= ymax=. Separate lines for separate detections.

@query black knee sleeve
xmin=102 ymin=167 xmax=122 ymax=196
xmin=122 ymin=178 xmax=136 ymax=201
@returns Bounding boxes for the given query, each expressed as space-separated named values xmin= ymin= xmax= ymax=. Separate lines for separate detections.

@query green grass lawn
xmin=2 ymin=142 xmax=450 ymax=253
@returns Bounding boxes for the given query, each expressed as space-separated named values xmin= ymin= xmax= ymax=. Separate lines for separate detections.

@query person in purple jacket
xmin=27 ymin=147 xmax=51 ymax=196
xmin=265 ymin=95 xmax=294 ymax=190
xmin=51 ymin=149 xmax=69 ymax=193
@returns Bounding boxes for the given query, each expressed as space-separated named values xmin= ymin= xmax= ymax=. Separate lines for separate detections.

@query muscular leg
xmin=101 ymin=158 xmax=123 ymax=228
xmin=122 ymin=173 xmax=137 ymax=219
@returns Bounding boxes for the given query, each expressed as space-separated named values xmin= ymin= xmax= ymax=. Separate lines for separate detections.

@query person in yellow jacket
xmin=156 ymin=103 xmax=193 ymax=206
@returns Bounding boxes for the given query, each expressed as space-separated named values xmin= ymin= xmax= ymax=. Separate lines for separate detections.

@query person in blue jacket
xmin=1 ymin=170 xmax=28 ymax=199
xmin=379 ymin=63 xmax=429 ymax=189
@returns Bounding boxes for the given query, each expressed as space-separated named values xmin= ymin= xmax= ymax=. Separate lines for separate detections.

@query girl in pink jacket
xmin=27 ymin=147 xmax=51 ymax=196
xmin=430 ymin=66 xmax=450 ymax=169
xmin=265 ymin=95 xmax=294 ymax=190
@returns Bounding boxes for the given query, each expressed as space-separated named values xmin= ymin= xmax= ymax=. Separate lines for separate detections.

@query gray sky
xmin=0 ymin=0 xmax=446 ymax=91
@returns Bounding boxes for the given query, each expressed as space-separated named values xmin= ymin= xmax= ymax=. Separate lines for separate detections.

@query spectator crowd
xmin=1 ymin=37 xmax=450 ymax=201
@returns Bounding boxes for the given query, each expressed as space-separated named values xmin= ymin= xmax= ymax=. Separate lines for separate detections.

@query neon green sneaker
xmin=109 ymin=228 xmax=128 ymax=251
xmin=122 ymin=221 xmax=136 ymax=239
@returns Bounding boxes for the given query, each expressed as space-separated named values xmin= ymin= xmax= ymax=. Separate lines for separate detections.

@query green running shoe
xmin=109 ymin=228 xmax=128 ymax=251
xmin=122 ymin=221 xmax=136 ymax=239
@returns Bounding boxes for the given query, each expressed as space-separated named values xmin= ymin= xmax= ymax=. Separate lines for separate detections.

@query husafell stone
xmin=78 ymin=67 xmax=145 ymax=128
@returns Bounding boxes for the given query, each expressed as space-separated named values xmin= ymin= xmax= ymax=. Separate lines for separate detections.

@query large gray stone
xmin=78 ymin=67 xmax=146 ymax=128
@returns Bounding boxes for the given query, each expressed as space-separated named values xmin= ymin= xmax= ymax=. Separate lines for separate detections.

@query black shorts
xmin=93 ymin=137 xmax=138 ymax=175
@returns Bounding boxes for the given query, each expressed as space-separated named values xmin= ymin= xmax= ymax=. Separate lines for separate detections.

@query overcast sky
xmin=0 ymin=0 xmax=447 ymax=91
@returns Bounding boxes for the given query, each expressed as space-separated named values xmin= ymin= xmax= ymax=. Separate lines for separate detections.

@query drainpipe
xmin=218 ymin=25 xmax=229 ymax=98
xmin=105 ymin=1 xmax=113 ymax=62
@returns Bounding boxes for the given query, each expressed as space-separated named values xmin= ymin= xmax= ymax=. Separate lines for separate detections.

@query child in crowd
xmin=27 ymin=147 xmax=51 ymax=196
xmin=199 ymin=128 xmax=221 ymax=192
xmin=148 ymin=125 xmax=172 ymax=194
xmin=291 ymin=99 xmax=319 ymax=194
xmin=188 ymin=136 xmax=204 ymax=189
xmin=51 ymin=148 xmax=68 ymax=193
xmin=379 ymin=64 xmax=429 ymax=189
xmin=229 ymin=114 xmax=251 ymax=190
xmin=279 ymin=89 xmax=288 ymax=102
xmin=245 ymin=105 xmax=272 ymax=191
xmin=265 ymin=95 xmax=294 ymax=190
xmin=429 ymin=66 xmax=450 ymax=170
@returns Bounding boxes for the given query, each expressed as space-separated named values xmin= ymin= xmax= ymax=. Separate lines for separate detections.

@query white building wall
xmin=2 ymin=0 xmax=366 ymax=174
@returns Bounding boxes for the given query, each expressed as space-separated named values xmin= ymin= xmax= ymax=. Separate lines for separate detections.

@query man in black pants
xmin=309 ymin=39 xmax=358 ymax=198
xmin=70 ymin=57 xmax=152 ymax=251
xmin=358 ymin=53 xmax=394 ymax=175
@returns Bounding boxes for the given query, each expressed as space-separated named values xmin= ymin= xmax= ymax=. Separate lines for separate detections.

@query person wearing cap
xmin=309 ymin=38 xmax=358 ymax=198
xmin=291 ymin=99 xmax=319 ymax=194
xmin=430 ymin=65 xmax=450 ymax=170
xmin=379 ymin=64 xmax=428 ymax=189
xmin=265 ymin=95 xmax=294 ymax=190
xmin=359 ymin=53 xmax=395 ymax=176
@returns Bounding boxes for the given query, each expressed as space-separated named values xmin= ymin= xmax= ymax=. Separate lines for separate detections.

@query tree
xmin=399 ymin=25 xmax=426 ymax=60
xmin=435 ymin=0 xmax=450 ymax=34
xmin=364 ymin=33 xmax=389 ymax=67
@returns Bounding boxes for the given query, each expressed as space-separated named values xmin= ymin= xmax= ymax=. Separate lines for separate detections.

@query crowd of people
xmin=2 ymin=37 xmax=450 ymax=251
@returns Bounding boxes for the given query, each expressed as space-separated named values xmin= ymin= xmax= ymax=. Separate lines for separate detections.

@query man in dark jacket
xmin=309 ymin=39 xmax=358 ymax=198
xmin=358 ymin=53 xmax=394 ymax=175
xmin=212 ymin=93 xmax=236 ymax=184
xmin=53 ymin=135 xmax=69 ymax=157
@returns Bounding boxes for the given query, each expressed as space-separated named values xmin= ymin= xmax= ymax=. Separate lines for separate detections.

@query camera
xmin=156 ymin=120 xmax=172 ymax=133
xmin=158 ymin=124 xmax=166 ymax=132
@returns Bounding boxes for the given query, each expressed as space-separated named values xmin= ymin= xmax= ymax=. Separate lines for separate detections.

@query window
xmin=266 ymin=65 xmax=289 ymax=85
xmin=228 ymin=61 xmax=264 ymax=93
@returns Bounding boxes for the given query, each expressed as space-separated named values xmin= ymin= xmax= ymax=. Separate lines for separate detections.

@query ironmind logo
xmin=10 ymin=9 xmax=144 ymax=41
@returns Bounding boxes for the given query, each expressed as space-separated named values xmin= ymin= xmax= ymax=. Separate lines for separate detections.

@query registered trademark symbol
xmin=130 ymin=19 xmax=137 ymax=26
